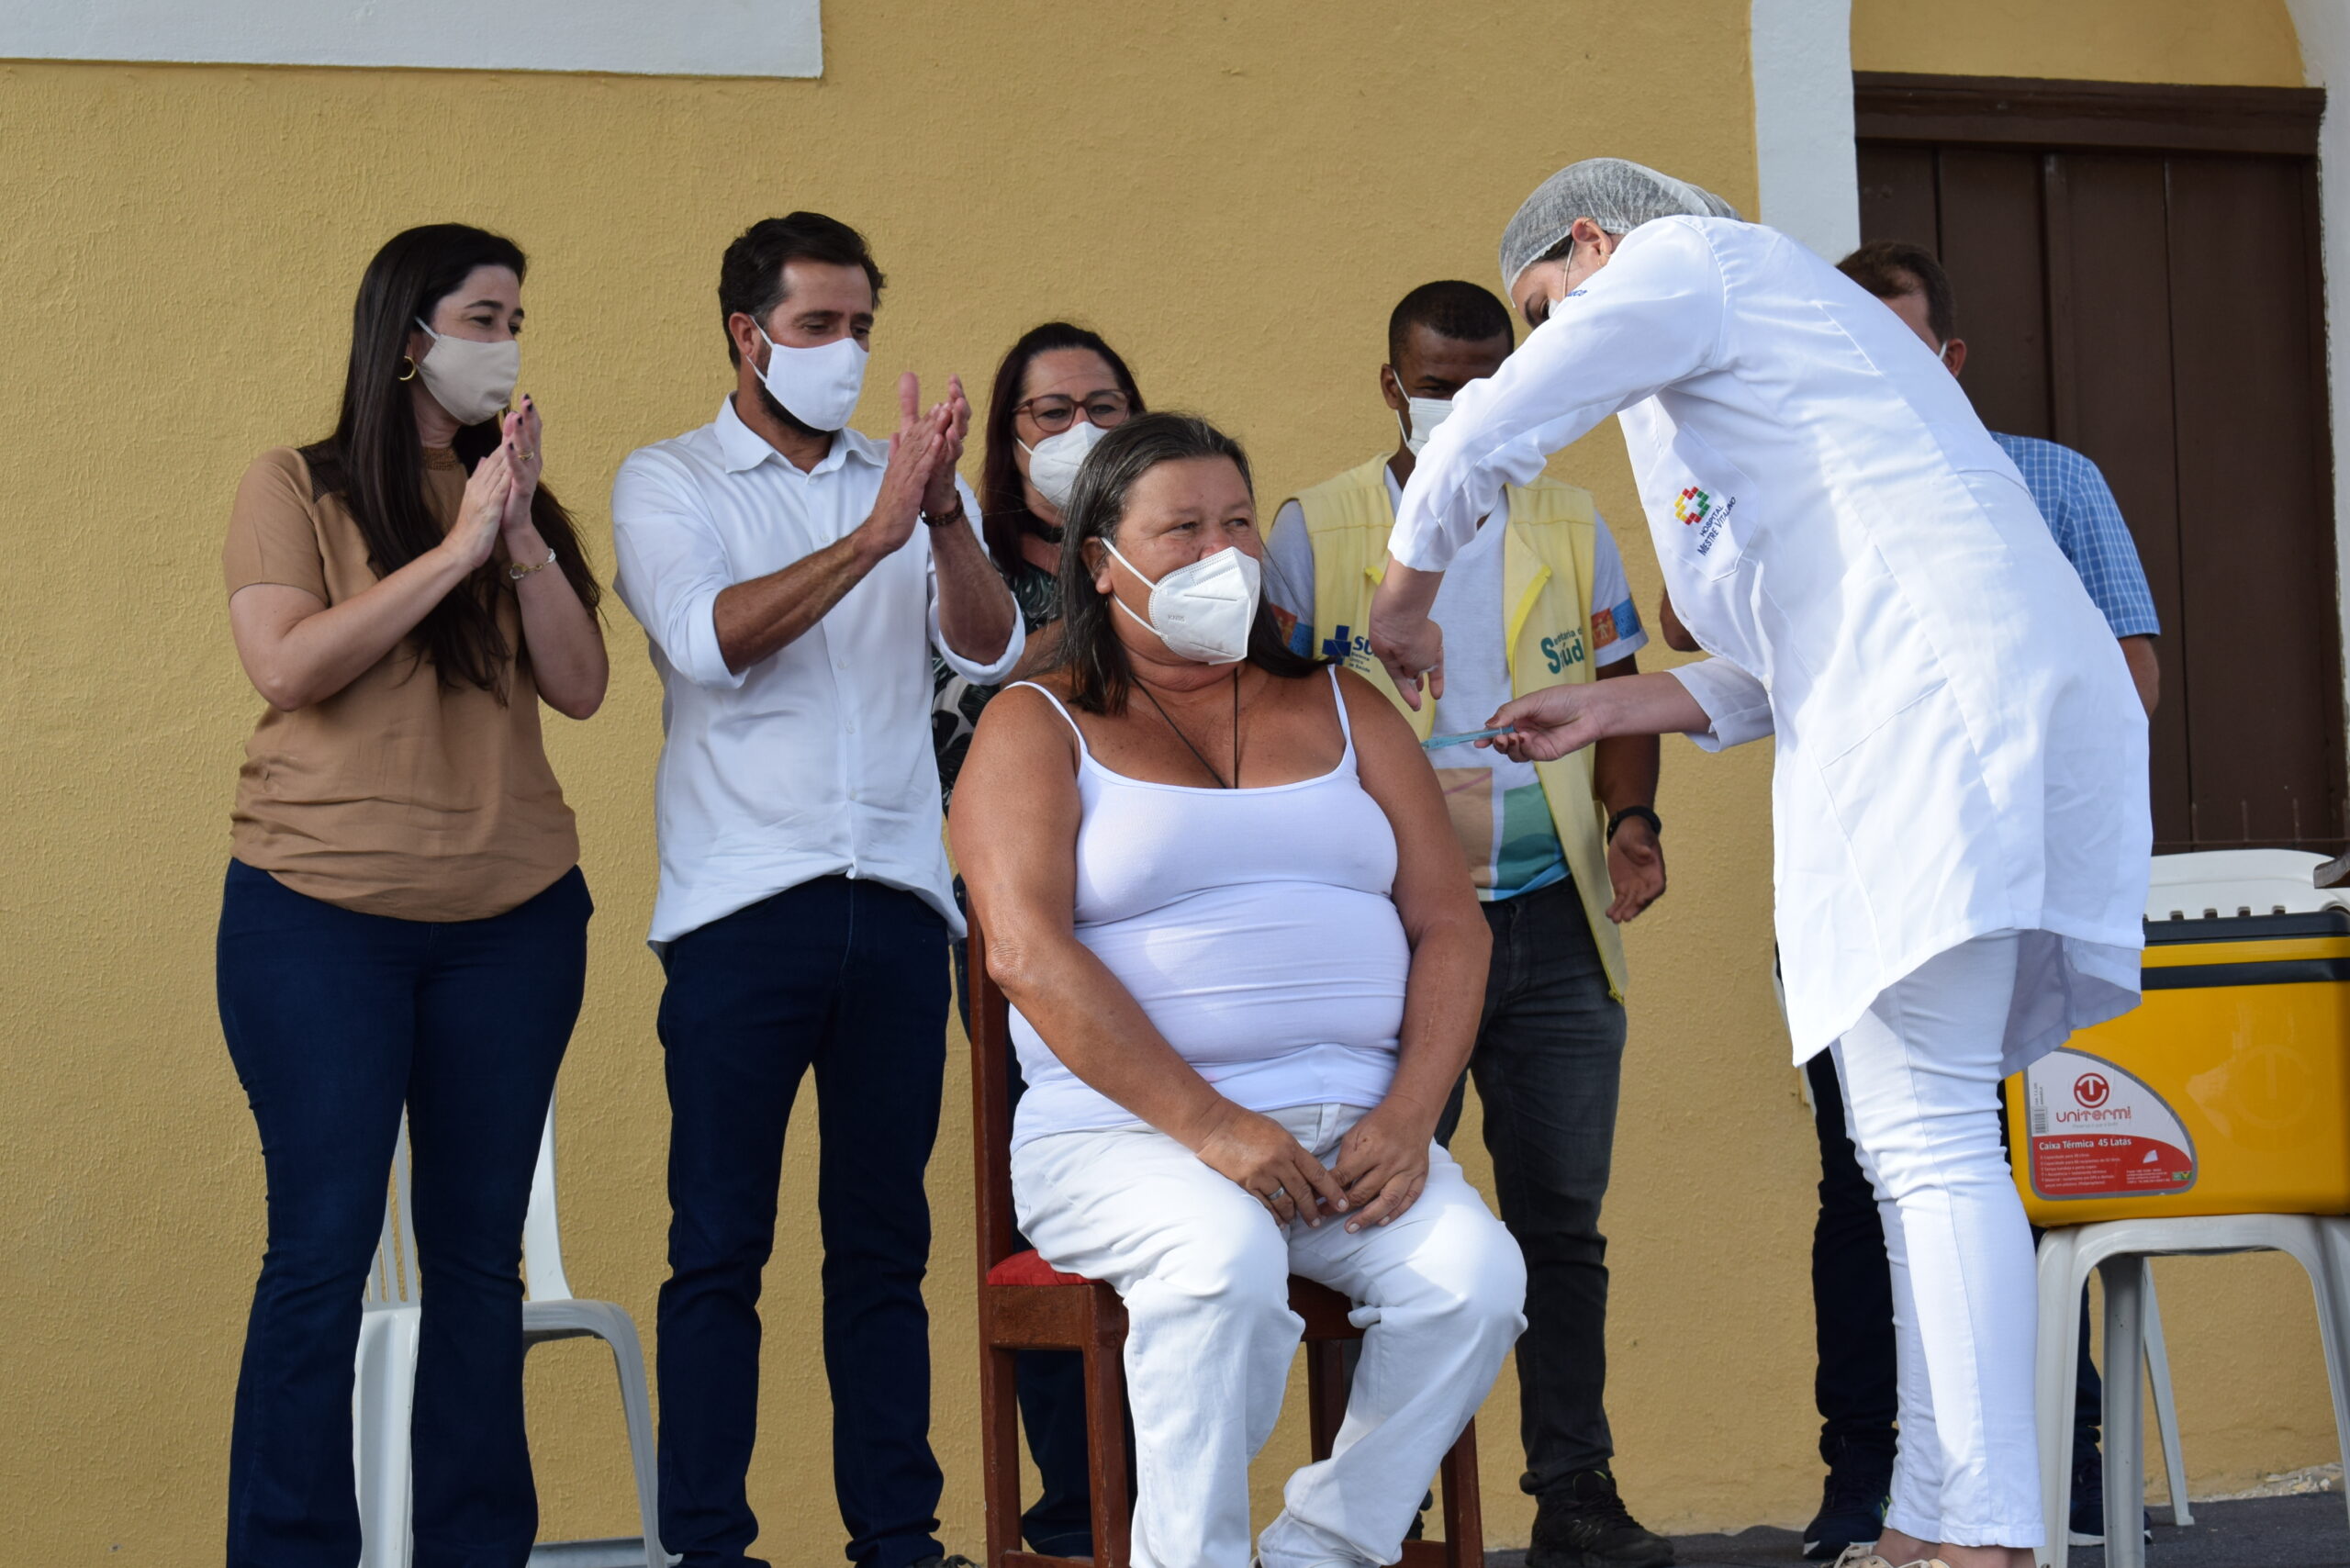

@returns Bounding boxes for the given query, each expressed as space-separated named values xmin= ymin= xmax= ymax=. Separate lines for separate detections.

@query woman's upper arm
xmin=1338 ymin=670 xmax=1480 ymax=933
xmin=227 ymin=584 xmax=328 ymax=709
xmin=224 ymin=451 xmax=332 ymax=699
xmin=948 ymin=687 xmax=1084 ymax=953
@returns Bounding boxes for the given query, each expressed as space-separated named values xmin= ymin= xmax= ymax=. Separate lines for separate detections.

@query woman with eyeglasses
xmin=217 ymin=222 xmax=605 ymax=1565
xmin=924 ymin=322 xmax=1143 ymax=1559
xmin=933 ymin=321 xmax=1146 ymax=794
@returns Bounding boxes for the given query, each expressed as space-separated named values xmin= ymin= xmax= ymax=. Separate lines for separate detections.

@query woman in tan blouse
xmin=216 ymin=223 xmax=606 ymax=1567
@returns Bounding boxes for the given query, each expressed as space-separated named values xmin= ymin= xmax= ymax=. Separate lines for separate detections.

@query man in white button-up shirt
xmin=611 ymin=212 xmax=1018 ymax=1568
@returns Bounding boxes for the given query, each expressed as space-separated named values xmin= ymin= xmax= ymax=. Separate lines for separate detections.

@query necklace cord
xmin=1135 ymin=669 xmax=1242 ymax=789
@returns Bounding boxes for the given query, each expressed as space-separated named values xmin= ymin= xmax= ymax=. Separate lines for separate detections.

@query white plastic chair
xmin=2036 ymin=1215 xmax=2350 ymax=1568
xmin=2034 ymin=847 xmax=2350 ymax=1568
xmin=519 ymin=1102 xmax=669 ymax=1568
xmin=354 ymin=1102 xmax=671 ymax=1568
xmin=356 ymin=1121 xmax=422 ymax=1568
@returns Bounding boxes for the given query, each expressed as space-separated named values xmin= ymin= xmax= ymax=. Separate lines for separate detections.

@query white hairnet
xmin=1498 ymin=157 xmax=1740 ymax=289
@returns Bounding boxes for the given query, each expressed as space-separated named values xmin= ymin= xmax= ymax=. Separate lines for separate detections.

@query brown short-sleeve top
xmin=224 ymin=445 xmax=579 ymax=922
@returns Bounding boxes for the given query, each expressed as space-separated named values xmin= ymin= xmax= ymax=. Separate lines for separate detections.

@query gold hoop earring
xmin=397 ymin=355 xmax=420 ymax=382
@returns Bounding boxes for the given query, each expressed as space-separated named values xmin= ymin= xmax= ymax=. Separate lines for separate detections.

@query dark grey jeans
xmin=1435 ymin=877 xmax=1628 ymax=1496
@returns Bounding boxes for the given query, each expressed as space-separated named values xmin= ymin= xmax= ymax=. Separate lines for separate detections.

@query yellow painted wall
xmin=0 ymin=2 xmax=2332 ymax=1562
xmin=1854 ymin=0 xmax=2308 ymax=86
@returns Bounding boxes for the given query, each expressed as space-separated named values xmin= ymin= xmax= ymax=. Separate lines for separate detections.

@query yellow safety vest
xmin=1284 ymin=454 xmax=1626 ymax=999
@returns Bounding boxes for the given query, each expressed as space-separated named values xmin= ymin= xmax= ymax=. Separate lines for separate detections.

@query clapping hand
xmin=867 ymin=373 xmax=950 ymax=555
xmin=921 ymin=374 xmax=972 ymax=521
xmin=443 ymin=444 xmax=512 ymax=575
xmin=498 ymin=396 xmax=543 ymax=539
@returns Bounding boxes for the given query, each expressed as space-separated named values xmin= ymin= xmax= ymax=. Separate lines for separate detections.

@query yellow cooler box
xmin=2005 ymin=907 xmax=2350 ymax=1226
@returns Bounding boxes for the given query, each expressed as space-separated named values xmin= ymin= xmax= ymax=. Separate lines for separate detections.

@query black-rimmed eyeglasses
xmin=1015 ymin=391 xmax=1134 ymax=435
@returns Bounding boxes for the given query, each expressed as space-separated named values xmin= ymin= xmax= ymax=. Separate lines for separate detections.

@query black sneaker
xmin=2066 ymin=1452 xmax=2153 ymax=1546
xmin=1801 ymin=1453 xmax=1890 ymax=1562
xmin=1529 ymin=1469 xmax=1676 ymax=1567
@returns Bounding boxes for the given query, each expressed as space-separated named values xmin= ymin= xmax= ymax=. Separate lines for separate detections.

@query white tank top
xmin=1005 ymin=666 xmax=1411 ymax=1148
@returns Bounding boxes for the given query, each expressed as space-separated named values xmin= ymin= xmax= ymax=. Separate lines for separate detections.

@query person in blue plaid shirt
xmin=1728 ymin=240 xmax=2163 ymax=1563
xmin=1841 ymin=241 xmax=2162 ymax=713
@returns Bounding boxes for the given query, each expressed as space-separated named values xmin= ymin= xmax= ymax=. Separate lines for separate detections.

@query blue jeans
xmin=655 ymin=877 xmax=951 ymax=1568
xmin=217 ymin=859 xmax=590 ymax=1568
xmin=1435 ymin=878 xmax=1628 ymax=1495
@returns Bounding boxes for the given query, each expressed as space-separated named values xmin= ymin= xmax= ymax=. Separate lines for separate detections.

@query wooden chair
xmin=967 ymin=920 xmax=1483 ymax=1568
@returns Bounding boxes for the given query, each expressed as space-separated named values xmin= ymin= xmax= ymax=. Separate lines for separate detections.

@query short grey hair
xmin=1498 ymin=158 xmax=1740 ymax=290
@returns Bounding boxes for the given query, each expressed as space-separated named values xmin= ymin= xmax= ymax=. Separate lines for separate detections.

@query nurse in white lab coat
xmin=1374 ymin=160 xmax=2150 ymax=1568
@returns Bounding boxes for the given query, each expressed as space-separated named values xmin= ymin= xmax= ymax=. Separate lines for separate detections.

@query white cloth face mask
xmin=412 ymin=319 xmax=519 ymax=427
xmin=756 ymin=325 xmax=870 ymax=432
xmin=1103 ymin=539 xmax=1262 ymax=665
xmin=1393 ymin=387 xmax=1455 ymax=456
xmin=1020 ymin=420 xmax=1108 ymax=512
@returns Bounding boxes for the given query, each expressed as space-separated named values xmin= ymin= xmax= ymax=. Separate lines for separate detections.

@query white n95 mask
xmin=1395 ymin=393 xmax=1455 ymax=456
xmin=412 ymin=319 xmax=519 ymax=427
xmin=1021 ymin=420 xmax=1107 ymax=512
xmin=757 ymin=326 xmax=869 ymax=431
xmin=1103 ymin=540 xmax=1262 ymax=665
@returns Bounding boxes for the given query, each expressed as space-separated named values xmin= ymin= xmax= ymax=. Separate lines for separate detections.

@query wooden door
xmin=1855 ymin=73 xmax=2343 ymax=854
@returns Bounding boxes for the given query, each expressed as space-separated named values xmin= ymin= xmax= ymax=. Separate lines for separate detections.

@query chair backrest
xmin=520 ymin=1099 xmax=573 ymax=1304
xmin=966 ymin=919 xmax=1023 ymax=1278
xmin=364 ymin=1098 xmax=569 ymax=1309
xmin=364 ymin=1116 xmax=420 ymax=1308
xmin=2145 ymin=847 xmax=2343 ymax=923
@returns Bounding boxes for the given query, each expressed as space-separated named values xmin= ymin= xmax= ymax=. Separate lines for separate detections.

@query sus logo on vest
xmin=1540 ymin=628 xmax=1587 ymax=676
xmin=1321 ymin=623 xmax=1375 ymax=673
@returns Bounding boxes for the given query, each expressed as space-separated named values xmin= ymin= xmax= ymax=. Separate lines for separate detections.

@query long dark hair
xmin=980 ymin=321 xmax=1145 ymax=568
xmin=301 ymin=224 xmax=600 ymax=694
xmin=1052 ymin=412 xmax=1318 ymax=715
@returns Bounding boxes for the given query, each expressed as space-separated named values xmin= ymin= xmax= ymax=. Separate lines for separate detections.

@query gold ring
xmin=520 ymin=449 xmax=538 ymax=462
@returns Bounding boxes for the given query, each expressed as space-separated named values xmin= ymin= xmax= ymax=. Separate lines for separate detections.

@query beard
xmin=755 ymin=380 xmax=836 ymax=440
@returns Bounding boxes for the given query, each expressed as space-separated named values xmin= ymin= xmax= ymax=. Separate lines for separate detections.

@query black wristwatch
xmin=1607 ymin=805 xmax=1662 ymax=843
xmin=921 ymin=500 xmax=966 ymax=529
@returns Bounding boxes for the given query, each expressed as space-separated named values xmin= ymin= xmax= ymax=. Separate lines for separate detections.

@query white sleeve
xmin=1670 ymin=657 xmax=1774 ymax=750
xmin=1586 ymin=510 xmax=1648 ymax=666
xmin=610 ymin=449 xmax=747 ymax=691
xmin=1389 ymin=218 xmax=1731 ymax=573
xmin=929 ymin=473 xmax=1024 ymax=682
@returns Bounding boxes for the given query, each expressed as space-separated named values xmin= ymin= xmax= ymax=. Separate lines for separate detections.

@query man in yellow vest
xmin=1265 ymin=280 xmax=1673 ymax=1568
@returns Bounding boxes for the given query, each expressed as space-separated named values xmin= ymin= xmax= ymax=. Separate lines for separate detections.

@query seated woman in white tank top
xmin=952 ymin=412 xmax=1526 ymax=1568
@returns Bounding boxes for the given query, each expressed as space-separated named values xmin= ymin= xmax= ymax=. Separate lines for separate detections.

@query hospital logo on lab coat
xmin=1673 ymin=484 xmax=1734 ymax=556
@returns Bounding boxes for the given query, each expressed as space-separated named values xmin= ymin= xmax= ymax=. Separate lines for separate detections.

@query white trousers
xmin=1831 ymin=932 xmax=2042 ymax=1550
xmin=1013 ymin=1101 xmax=1528 ymax=1568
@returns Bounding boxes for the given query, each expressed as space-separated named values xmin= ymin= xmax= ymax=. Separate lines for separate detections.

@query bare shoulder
xmin=967 ymin=678 xmax=1081 ymax=772
xmin=1331 ymin=666 xmax=1414 ymax=745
